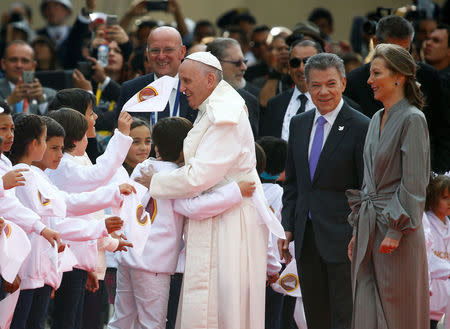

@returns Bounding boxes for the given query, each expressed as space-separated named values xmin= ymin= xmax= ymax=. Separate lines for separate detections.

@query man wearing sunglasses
xmin=260 ymin=40 xmax=320 ymax=139
xmin=207 ymin=37 xmax=260 ymax=137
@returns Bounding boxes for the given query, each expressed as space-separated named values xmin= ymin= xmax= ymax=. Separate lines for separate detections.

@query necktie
xmin=158 ymin=102 xmax=170 ymax=120
xmin=309 ymin=116 xmax=327 ymax=179
xmin=296 ymin=94 xmax=308 ymax=115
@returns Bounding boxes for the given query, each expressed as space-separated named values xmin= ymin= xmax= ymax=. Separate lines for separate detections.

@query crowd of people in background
xmin=0 ymin=0 xmax=450 ymax=328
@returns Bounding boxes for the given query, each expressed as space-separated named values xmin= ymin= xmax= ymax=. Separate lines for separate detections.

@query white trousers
xmin=108 ymin=265 xmax=170 ymax=329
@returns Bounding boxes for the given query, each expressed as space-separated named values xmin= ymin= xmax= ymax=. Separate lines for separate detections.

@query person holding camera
xmin=0 ymin=40 xmax=56 ymax=115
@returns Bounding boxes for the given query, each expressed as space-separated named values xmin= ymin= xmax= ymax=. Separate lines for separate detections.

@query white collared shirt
xmin=154 ymin=74 xmax=180 ymax=123
xmin=46 ymin=25 xmax=70 ymax=46
xmin=308 ymin=98 xmax=344 ymax=158
xmin=281 ymin=87 xmax=314 ymax=141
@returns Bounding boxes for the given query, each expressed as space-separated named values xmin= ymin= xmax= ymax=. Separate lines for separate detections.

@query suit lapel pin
xmin=338 ymin=126 xmax=344 ymax=131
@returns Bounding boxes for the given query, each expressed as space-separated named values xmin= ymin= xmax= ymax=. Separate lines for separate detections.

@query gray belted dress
xmin=346 ymin=98 xmax=430 ymax=329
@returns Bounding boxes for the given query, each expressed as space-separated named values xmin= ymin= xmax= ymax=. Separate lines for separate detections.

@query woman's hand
xmin=348 ymin=236 xmax=355 ymax=261
xmin=72 ymin=69 xmax=93 ymax=91
xmin=379 ymin=237 xmax=400 ymax=254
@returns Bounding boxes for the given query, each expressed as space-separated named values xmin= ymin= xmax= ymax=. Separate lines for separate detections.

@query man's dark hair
xmin=308 ymin=8 xmax=334 ymax=28
xmin=138 ymin=20 xmax=158 ymax=30
xmin=437 ymin=24 xmax=450 ymax=47
xmin=252 ymin=25 xmax=270 ymax=35
xmin=151 ymin=117 xmax=193 ymax=162
xmin=233 ymin=13 xmax=256 ymax=26
xmin=375 ymin=15 xmax=414 ymax=43
xmin=47 ymin=108 xmax=88 ymax=153
xmin=48 ymin=88 xmax=96 ymax=115
xmin=226 ymin=26 xmax=249 ymax=46
xmin=194 ymin=20 xmax=216 ymax=35
xmin=41 ymin=116 xmax=65 ymax=140
xmin=290 ymin=39 xmax=323 ymax=55
xmin=257 ymin=136 xmax=287 ymax=175
xmin=206 ymin=37 xmax=240 ymax=60
xmin=0 ymin=100 xmax=12 ymax=115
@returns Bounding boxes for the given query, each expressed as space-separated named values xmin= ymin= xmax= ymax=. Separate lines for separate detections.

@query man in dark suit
xmin=344 ymin=15 xmax=448 ymax=173
xmin=279 ymin=53 xmax=370 ymax=329
xmin=260 ymin=40 xmax=320 ymax=139
xmin=116 ymin=26 xmax=197 ymax=124
xmin=206 ymin=37 xmax=259 ymax=137
xmin=0 ymin=40 xmax=56 ymax=115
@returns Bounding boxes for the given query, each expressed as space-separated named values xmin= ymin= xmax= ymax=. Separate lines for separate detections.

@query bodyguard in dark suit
xmin=344 ymin=15 xmax=446 ymax=172
xmin=261 ymin=40 xmax=361 ymax=139
xmin=260 ymin=40 xmax=319 ymax=139
xmin=116 ymin=26 xmax=197 ymax=124
xmin=279 ymin=53 xmax=369 ymax=329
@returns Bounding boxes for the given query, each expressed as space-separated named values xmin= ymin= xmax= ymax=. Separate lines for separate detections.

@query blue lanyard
xmin=172 ymin=80 xmax=181 ymax=117
xmin=150 ymin=80 xmax=180 ymax=126
xmin=150 ymin=112 xmax=155 ymax=126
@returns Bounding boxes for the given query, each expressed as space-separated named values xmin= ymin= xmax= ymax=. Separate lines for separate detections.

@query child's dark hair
xmin=151 ymin=117 xmax=192 ymax=162
xmin=131 ymin=117 xmax=151 ymax=131
xmin=47 ymin=108 xmax=87 ymax=153
xmin=256 ymin=136 xmax=287 ymax=176
xmin=41 ymin=116 xmax=65 ymax=140
xmin=9 ymin=114 xmax=46 ymax=165
xmin=426 ymin=175 xmax=450 ymax=211
xmin=0 ymin=100 xmax=12 ymax=115
xmin=255 ymin=142 xmax=267 ymax=175
xmin=48 ymin=88 xmax=96 ymax=114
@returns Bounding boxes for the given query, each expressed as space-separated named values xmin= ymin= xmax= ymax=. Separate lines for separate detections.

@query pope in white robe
xmin=147 ymin=52 xmax=269 ymax=329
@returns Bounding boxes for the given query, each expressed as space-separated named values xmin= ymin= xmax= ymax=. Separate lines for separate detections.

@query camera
xmin=146 ymin=1 xmax=168 ymax=11
xmin=362 ymin=7 xmax=392 ymax=36
xmin=76 ymin=61 xmax=93 ymax=80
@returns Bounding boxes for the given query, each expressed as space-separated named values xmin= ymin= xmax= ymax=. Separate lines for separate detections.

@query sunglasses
xmin=289 ymin=57 xmax=310 ymax=68
xmin=220 ymin=59 xmax=248 ymax=67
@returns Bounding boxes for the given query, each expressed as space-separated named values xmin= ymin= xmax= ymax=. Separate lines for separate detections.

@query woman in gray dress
xmin=346 ymin=43 xmax=430 ymax=329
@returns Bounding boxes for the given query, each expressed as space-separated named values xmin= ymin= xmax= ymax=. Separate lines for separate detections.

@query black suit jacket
xmin=260 ymin=88 xmax=361 ymax=138
xmin=116 ymin=73 xmax=197 ymax=123
xmin=237 ymin=88 xmax=259 ymax=137
xmin=344 ymin=62 xmax=444 ymax=171
xmin=281 ymin=103 xmax=370 ymax=263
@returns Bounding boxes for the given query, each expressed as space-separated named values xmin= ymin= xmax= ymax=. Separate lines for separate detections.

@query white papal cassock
xmin=149 ymin=80 xmax=268 ymax=329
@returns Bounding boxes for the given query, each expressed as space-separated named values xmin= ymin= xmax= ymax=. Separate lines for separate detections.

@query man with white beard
xmin=206 ymin=37 xmax=260 ymax=137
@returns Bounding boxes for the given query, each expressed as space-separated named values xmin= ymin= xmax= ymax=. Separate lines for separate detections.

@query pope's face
xmin=179 ymin=60 xmax=212 ymax=109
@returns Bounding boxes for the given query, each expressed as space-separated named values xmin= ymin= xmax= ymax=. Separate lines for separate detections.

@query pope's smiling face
xmin=179 ymin=60 xmax=215 ymax=109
